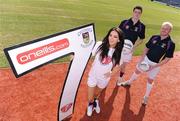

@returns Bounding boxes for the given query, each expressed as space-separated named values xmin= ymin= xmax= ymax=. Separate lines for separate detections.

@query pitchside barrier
xmin=4 ymin=23 xmax=96 ymax=121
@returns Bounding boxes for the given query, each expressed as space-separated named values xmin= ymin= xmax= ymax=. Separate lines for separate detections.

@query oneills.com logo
xmin=17 ymin=38 xmax=69 ymax=64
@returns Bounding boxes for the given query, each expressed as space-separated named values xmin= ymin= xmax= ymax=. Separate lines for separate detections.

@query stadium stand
xmin=153 ymin=0 xmax=180 ymax=8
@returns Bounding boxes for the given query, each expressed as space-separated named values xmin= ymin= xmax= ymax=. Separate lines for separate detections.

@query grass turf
xmin=0 ymin=0 xmax=180 ymax=67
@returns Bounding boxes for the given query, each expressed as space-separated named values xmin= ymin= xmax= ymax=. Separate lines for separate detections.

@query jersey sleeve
xmin=165 ymin=42 xmax=175 ymax=58
xmin=145 ymin=36 xmax=154 ymax=48
xmin=91 ymin=41 xmax=102 ymax=56
xmin=138 ymin=24 xmax=145 ymax=39
xmin=119 ymin=20 xmax=126 ymax=30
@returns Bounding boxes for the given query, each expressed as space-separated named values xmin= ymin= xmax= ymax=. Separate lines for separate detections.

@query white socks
xmin=145 ymin=82 xmax=153 ymax=97
xmin=127 ymin=72 xmax=139 ymax=84
xmin=127 ymin=72 xmax=153 ymax=98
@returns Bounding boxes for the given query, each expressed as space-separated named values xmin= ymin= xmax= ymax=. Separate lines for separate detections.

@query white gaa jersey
xmin=89 ymin=42 xmax=115 ymax=81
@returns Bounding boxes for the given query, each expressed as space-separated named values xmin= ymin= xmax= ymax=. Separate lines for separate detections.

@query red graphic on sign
xmin=61 ymin=103 xmax=73 ymax=113
xmin=17 ymin=38 xmax=69 ymax=64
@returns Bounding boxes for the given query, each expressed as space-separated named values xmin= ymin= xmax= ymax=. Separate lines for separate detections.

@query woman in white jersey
xmin=87 ymin=27 xmax=124 ymax=116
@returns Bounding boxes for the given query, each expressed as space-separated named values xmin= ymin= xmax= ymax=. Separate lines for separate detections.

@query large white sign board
xmin=4 ymin=23 xmax=96 ymax=120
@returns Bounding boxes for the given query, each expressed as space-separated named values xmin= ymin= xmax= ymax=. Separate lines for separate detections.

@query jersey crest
xmin=101 ymin=56 xmax=112 ymax=65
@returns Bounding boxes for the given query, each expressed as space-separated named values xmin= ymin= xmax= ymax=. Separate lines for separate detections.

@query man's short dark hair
xmin=133 ymin=6 xmax=143 ymax=13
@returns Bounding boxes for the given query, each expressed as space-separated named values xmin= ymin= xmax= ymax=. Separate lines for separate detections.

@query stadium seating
xmin=153 ymin=0 xmax=180 ymax=7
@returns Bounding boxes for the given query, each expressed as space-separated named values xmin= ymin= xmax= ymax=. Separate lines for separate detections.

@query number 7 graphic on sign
xmin=57 ymin=26 xmax=96 ymax=120
xmin=4 ymin=24 xmax=96 ymax=121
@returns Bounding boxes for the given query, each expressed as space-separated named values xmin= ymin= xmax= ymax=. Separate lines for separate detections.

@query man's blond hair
xmin=162 ymin=22 xmax=173 ymax=29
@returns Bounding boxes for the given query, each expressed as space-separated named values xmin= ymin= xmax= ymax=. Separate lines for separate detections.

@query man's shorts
xmin=120 ymin=51 xmax=133 ymax=64
xmin=87 ymin=76 xmax=110 ymax=89
xmin=120 ymin=39 xmax=134 ymax=64
xmin=136 ymin=56 xmax=160 ymax=80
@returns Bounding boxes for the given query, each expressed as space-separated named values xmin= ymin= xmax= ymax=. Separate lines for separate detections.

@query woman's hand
xmin=104 ymin=71 xmax=112 ymax=78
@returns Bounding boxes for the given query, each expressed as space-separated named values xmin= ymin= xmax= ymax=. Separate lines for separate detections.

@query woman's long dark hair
xmin=97 ymin=27 xmax=124 ymax=66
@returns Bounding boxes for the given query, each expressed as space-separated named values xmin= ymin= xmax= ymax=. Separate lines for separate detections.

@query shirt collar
xmin=129 ymin=18 xmax=140 ymax=26
xmin=160 ymin=35 xmax=171 ymax=42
